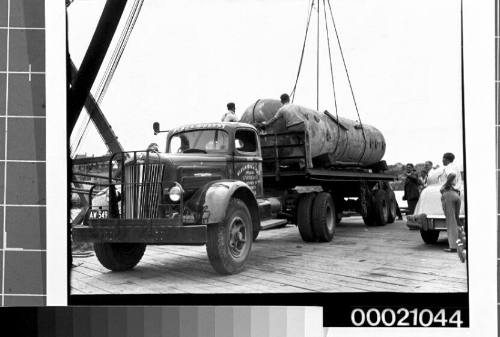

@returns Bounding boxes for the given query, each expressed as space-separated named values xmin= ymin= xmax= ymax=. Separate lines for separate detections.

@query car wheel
xmin=420 ymin=229 xmax=440 ymax=244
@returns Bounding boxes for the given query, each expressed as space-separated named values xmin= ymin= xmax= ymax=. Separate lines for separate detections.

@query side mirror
xmin=153 ymin=122 xmax=160 ymax=135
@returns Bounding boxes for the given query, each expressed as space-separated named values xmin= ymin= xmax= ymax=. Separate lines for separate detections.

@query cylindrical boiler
xmin=240 ymin=99 xmax=386 ymax=167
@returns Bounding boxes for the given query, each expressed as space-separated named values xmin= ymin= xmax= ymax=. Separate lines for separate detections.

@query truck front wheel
xmin=94 ymin=243 xmax=146 ymax=271
xmin=420 ymin=230 xmax=440 ymax=244
xmin=312 ymin=192 xmax=336 ymax=242
xmin=297 ymin=193 xmax=316 ymax=242
xmin=206 ymin=198 xmax=253 ymax=275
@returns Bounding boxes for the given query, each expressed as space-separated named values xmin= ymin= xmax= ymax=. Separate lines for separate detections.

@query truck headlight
xmin=168 ymin=185 xmax=182 ymax=202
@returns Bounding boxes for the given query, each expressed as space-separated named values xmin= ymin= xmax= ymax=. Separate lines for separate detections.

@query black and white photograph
xmin=67 ymin=0 xmax=471 ymax=301
xmin=0 ymin=0 xmax=499 ymax=335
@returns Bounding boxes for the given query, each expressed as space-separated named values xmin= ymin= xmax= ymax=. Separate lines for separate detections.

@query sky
xmin=68 ymin=0 xmax=464 ymax=167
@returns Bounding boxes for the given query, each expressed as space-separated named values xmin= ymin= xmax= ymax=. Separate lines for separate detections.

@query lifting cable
xmin=322 ymin=0 xmax=341 ymax=154
xmin=325 ymin=0 xmax=367 ymax=162
xmin=95 ymin=0 xmax=144 ymax=103
xmin=70 ymin=0 xmax=144 ymax=157
xmin=290 ymin=0 xmax=315 ymax=103
xmin=325 ymin=0 xmax=365 ymax=136
xmin=316 ymin=0 xmax=320 ymax=111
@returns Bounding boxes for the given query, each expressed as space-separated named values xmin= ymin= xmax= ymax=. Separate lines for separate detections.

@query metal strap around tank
xmin=251 ymin=99 xmax=261 ymax=123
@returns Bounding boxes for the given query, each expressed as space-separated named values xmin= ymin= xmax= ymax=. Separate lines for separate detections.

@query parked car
xmin=406 ymin=168 xmax=465 ymax=244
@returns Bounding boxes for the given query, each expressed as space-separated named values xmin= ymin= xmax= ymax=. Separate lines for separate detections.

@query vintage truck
xmin=72 ymin=100 xmax=397 ymax=274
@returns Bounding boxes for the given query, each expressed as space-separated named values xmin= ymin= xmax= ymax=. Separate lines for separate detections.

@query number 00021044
xmin=350 ymin=308 xmax=464 ymax=327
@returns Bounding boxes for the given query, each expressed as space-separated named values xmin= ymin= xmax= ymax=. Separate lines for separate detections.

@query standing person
xmin=440 ymin=152 xmax=462 ymax=253
xmin=221 ymin=102 xmax=238 ymax=122
xmin=419 ymin=160 xmax=433 ymax=189
xmin=280 ymin=93 xmax=290 ymax=105
xmin=258 ymin=93 xmax=292 ymax=128
xmin=402 ymin=163 xmax=420 ymax=215
xmin=259 ymin=94 xmax=296 ymax=131
xmin=259 ymin=93 xmax=312 ymax=168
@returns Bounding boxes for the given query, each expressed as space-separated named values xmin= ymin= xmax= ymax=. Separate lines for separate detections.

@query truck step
xmin=260 ymin=218 xmax=288 ymax=230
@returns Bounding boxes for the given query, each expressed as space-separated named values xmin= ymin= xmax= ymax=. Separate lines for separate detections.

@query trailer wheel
xmin=387 ymin=191 xmax=397 ymax=224
xmin=363 ymin=212 xmax=377 ymax=226
xmin=312 ymin=192 xmax=336 ymax=242
xmin=94 ymin=243 xmax=146 ymax=271
xmin=336 ymin=213 xmax=342 ymax=225
xmin=297 ymin=193 xmax=316 ymax=242
xmin=420 ymin=230 xmax=440 ymax=244
xmin=360 ymin=184 xmax=377 ymax=226
xmin=206 ymin=198 xmax=252 ymax=275
xmin=374 ymin=190 xmax=389 ymax=226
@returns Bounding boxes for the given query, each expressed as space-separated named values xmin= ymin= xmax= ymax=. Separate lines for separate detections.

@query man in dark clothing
xmin=402 ymin=163 xmax=420 ymax=215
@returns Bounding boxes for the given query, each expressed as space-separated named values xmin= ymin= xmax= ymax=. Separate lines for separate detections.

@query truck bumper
xmin=72 ymin=218 xmax=207 ymax=245
xmin=406 ymin=214 xmax=447 ymax=231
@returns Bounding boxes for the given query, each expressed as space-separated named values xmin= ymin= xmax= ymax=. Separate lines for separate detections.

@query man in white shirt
xmin=440 ymin=152 xmax=462 ymax=252
xmin=259 ymin=93 xmax=312 ymax=168
xmin=221 ymin=102 xmax=238 ymax=122
xmin=260 ymin=93 xmax=292 ymax=128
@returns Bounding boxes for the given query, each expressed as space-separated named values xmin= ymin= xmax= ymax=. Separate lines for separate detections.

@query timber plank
xmin=71 ymin=217 xmax=467 ymax=294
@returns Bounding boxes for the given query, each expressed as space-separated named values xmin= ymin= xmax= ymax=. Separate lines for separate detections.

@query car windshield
xmin=168 ymin=129 xmax=229 ymax=154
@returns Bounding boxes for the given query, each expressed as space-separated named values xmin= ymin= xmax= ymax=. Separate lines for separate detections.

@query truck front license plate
xmin=89 ymin=209 xmax=108 ymax=219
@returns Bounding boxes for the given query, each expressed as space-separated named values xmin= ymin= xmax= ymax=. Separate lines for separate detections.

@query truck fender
xmin=185 ymin=180 xmax=260 ymax=232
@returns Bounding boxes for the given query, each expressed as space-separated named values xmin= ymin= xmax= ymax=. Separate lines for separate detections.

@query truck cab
xmin=73 ymin=122 xmax=267 ymax=275
xmin=166 ymin=122 xmax=264 ymax=197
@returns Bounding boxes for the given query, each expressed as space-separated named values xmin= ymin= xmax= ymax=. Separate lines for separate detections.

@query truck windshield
xmin=168 ymin=129 xmax=229 ymax=154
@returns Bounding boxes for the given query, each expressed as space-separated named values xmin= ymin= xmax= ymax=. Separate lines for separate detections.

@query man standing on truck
xmin=259 ymin=94 xmax=304 ymax=131
xmin=221 ymin=102 xmax=238 ymax=122
xmin=258 ymin=93 xmax=312 ymax=168
xmin=440 ymin=152 xmax=462 ymax=253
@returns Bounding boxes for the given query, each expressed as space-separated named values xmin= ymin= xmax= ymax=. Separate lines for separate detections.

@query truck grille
xmin=123 ymin=162 xmax=164 ymax=219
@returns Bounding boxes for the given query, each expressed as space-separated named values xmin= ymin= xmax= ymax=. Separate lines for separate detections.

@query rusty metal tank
xmin=240 ymin=98 xmax=386 ymax=167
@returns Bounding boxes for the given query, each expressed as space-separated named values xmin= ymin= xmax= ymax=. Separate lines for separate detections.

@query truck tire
xmin=297 ymin=193 xmax=316 ymax=242
xmin=363 ymin=212 xmax=377 ymax=226
xmin=94 ymin=243 xmax=146 ymax=271
xmin=420 ymin=230 xmax=440 ymax=244
xmin=387 ymin=191 xmax=397 ymax=224
xmin=336 ymin=213 xmax=342 ymax=225
xmin=253 ymin=228 xmax=260 ymax=241
xmin=374 ymin=190 xmax=389 ymax=226
xmin=206 ymin=198 xmax=252 ymax=275
xmin=360 ymin=185 xmax=377 ymax=227
xmin=312 ymin=192 xmax=336 ymax=242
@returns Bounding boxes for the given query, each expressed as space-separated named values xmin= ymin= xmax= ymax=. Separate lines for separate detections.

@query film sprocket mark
xmin=350 ymin=307 xmax=464 ymax=327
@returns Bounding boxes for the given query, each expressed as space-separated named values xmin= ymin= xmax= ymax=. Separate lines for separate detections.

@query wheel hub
xmin=228 ymin=216 xmax=247 ymax=257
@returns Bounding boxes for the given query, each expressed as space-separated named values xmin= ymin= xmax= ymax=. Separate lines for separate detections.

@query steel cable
xmin=290 ymin=0 xmax=315 ymax=102
xmin=71 ymin=0 xmax=144 ymax=157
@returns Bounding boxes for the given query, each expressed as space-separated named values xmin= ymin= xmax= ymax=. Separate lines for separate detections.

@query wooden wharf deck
xmin=71 ymin=217 xmax=467 ymax=294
